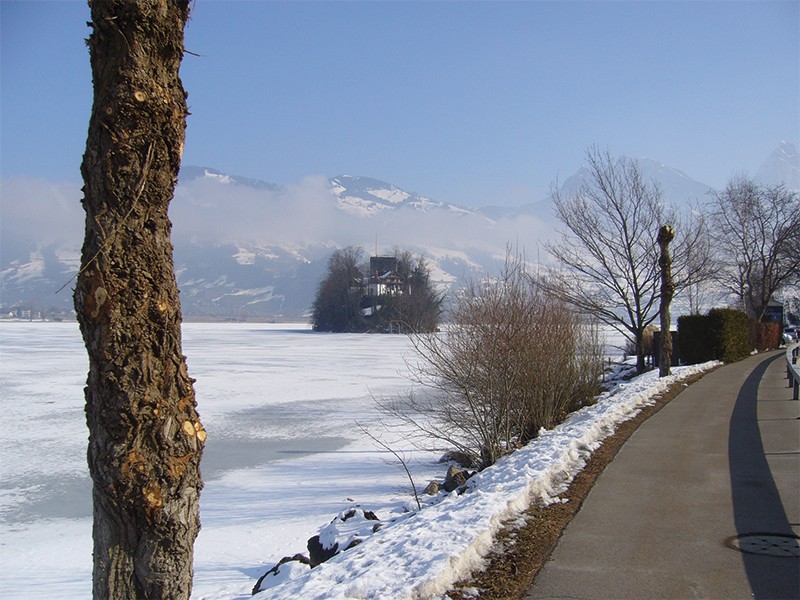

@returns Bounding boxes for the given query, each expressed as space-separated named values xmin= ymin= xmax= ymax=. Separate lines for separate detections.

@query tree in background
xmin=681 ymin=207 xmax=716 ymax=315
xmin=784 ymin=294 xmax=800 ymax=325
xmin=708 ymin=177 xmax=800 ymax=320
xmin=74 ymin=1 xmax=203 ymax=597
xmin=311 ymin=246 xmax=366 ymax=333
xmin=542 ymin=146 xmax=713 ymax=373
xmin=372 ymin=249 xmax=443 ymax=333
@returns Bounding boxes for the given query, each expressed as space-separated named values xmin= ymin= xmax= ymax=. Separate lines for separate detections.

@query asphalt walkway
xmin=523 ymin=350 xmax=800 ymax=600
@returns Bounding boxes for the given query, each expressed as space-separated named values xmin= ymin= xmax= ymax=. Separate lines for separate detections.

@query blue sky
xmin=1 ymin=0 xmax=798 ymax=207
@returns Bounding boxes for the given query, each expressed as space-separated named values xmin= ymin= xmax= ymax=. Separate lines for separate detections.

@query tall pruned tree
xmin=657 ymin=225 xmax=676 ymax=377
xmin=708 ymin=177 xmax=800 ymax=320
xmin=542 ymin=146 xmax=712 ymax=373
xmin=75 ymin=1 xmax=204 ymax=597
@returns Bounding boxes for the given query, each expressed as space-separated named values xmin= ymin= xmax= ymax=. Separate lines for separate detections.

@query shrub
xmin=679 ymin=308 xmax=753 ymax=364
xmin=752 ymin=321 xmax=781 ymax=351
xmin=708 ymin=308 xmax=750 ymax=363
xmin=678 ymin=314 xmax=714 ymax=364
xmin=381 ymin=249 xmax=603 ymax=469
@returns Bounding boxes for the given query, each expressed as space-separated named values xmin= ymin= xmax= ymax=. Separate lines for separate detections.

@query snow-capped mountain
xmin=476 ymin=156 xmax=715 ymax=221
xmin=756 ymin=141 xmax=800 ymax=190
xmin=177 ymin=169 xmax=477 ymax=218
xmin=3 ymin=144 xmax=796 ymax=320
xmin=554 ymin=157 xmax=713 ymax=207
xmin=330 ymin=175 xmax=474 ymax=217
xmin=0 ymin=170 xmax=508 ymax=319
xmin=162 ymin=171 xmax=507 ymax=318
xmin=179 ymin=165 xmax=281 ymax=191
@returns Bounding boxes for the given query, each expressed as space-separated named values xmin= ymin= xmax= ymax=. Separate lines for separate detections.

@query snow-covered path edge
xmin=256 ymin=362 xmax=720 ymax=600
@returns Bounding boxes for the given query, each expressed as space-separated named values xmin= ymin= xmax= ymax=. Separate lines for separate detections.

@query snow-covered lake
xmin=0 ymin=321 xmax=443 ymax=599
xmin=1 ymin=320 xmax=667 ymax=599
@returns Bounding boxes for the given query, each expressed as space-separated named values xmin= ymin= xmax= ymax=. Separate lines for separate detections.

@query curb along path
xmin=524 ymin=350 xmax=800 ymax=600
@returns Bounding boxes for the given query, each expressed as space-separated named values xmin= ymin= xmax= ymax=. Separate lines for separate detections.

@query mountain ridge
xmin=3 ymin=144 xmax=797 ymax=319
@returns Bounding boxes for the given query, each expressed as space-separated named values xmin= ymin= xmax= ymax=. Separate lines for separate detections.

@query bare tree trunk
xmin=635 ymin=326 xmax=647 ymax=374
xmin=75 ymin=1 xmax=203 ymax=597
xmin=658 ymin=225 xmax=676 ymax=377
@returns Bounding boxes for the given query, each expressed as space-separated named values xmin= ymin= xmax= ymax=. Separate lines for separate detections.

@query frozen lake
xmin=0 ymin=321 xmax=441 ymax=599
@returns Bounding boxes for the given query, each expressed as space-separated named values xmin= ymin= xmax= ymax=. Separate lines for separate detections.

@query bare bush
xmin=381 ymin=249 xmax=604 ymax=469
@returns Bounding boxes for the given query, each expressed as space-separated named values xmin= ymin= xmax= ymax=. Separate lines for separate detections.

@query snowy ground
xmin=0 ymin=321 xmax=714 ymax=599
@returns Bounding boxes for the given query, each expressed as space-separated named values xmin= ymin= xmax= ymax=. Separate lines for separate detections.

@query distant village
xmin=1 ymin=304 xmax=72 ymax=321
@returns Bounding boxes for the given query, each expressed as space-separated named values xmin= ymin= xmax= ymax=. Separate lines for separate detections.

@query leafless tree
xmin=543 ymin=147 xmax=713 ymax=373
xmin=678 ymin=207 xmax=717 ymax=315
xmin=708 ymin=177 xmax=800 ymax=320
xmin=74 ymin=1 xmax=203 ymax=597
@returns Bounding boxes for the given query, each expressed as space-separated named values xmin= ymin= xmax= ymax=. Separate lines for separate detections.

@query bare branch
xmin=356 ymin=422 xmax=421 ymax=511
xmin=708 ymin=177 xmax=800 ymax=319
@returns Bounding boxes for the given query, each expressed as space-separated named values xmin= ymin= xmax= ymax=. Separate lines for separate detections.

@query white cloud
xmin=1 ymin=174 xmax=558 ymax=276
xmin=0 ymin=177 xmax=84 ymax=247
xmin=171 ymin=174 xmax=557 ymax=261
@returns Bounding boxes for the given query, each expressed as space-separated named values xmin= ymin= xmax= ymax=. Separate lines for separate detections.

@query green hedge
xmin=677 ymin=314 xmax=714 ymax=364
xmin=678 ymin=308 xmax=751 ymax=364
xmin=708 ymin=308 xmax=750 ymax=362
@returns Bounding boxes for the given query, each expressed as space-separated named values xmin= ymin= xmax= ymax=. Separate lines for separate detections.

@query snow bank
xmin=256 ymin=361 xmax=719 ymax=599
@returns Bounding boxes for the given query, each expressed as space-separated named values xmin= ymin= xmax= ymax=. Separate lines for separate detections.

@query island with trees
xmin=312 ymin=247 xmax=443 ymax=334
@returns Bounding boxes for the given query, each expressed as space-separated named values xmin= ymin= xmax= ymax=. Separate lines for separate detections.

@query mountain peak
xmin=555 ymin=158 xmax=711 ymax=206
xmin=331 ymin=174 xmax=398 ymax=190
xmin=329 ymin=174 xmax=475 ymax=217
xmin=756 ymin=142 xmax=800 ymax=190
xmin=179 ymin=165 xmax=281 ymax=191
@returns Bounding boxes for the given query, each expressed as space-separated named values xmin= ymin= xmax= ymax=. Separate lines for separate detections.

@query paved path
xmin=523 ymin=350 xmax=799 ymax=600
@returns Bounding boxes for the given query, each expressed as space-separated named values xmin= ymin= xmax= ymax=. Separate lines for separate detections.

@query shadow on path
xmin=728 ymin=353 xmax=799 ymax=599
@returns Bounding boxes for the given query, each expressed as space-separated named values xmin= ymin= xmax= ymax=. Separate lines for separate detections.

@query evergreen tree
xmin=312 ymin=246 xmax=366 ymax=332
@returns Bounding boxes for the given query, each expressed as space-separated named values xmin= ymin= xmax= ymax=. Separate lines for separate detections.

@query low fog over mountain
xmin=2 ymin=144 xmax=797 ymax=320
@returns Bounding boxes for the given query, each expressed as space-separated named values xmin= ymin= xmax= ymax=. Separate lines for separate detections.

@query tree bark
xmin=658 ymin=225 xmax=676 ymax=377
xmin=635 ymin=327 xmax=647 ymax=374
xmin=75 ymin=1 xmax=203 ymax=598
